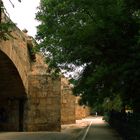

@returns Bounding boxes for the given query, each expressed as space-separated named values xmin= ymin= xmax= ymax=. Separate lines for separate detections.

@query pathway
xmin=78 ymin=116 xmax=123 ymax=140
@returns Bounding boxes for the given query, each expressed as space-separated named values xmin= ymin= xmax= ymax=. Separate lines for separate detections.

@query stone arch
xmin=0 ymin=28 xmax=31 ymax=93
xmin=0 ymin=23 xmax=62 ymax=131
xmin=0 ymin=50 xmax=27 ymax=131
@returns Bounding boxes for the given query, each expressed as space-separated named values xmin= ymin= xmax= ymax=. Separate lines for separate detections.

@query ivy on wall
xmin=0 ymin=0 xmax=15 ymax=41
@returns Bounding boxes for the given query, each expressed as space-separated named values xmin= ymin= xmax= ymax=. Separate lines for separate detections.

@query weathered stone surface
xmin=75 ymin=97 xmax=91 ymax=120
xmin=0 ymin=26 xmax=31 ymax=93
xmin=26 ymin=73 xmax=61 ymax=131
xmin=61 ymin=77 xmax=76 ymax=124
xmin=0 ymin=12 xmax=61 ymax=131
xmin=61 ymin=77 xmax=91 ymax=124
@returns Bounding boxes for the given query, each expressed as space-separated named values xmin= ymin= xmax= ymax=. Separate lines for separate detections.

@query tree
xmin=8 ymin=0 xmax=21 ymax=8
xmin=36 ymin=0 xmax=140 ymax=112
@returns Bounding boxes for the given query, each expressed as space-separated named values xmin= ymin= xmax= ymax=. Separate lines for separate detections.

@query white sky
xmin=2 ymin=0 xmax=83 ymax=78
xmin=3 ymin=0 xmax=40 ymax=37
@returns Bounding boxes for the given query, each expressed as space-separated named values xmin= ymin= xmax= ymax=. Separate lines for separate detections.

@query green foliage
xmin=0 ymin=22 xmax=14 ymax=40
xmin=0 ymin=0 xmax=15 ymax=40
xmin=103 ymin=95 xmax=123 ymax=112
xmin=36 ymin=0 xmax=140 ymax=112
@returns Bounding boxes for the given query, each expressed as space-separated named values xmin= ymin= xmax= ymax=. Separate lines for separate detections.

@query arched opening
xmin=0 ymin=50 xmax=27 ymax=131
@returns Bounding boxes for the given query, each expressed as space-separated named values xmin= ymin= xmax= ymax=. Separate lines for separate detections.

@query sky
xmin=2 ymin=0 xmax=83 ymax=78
xmin=3 ymin=0 xmax=40 ymax=37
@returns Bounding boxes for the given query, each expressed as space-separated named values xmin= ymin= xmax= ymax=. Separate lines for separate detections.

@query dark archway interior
xmin=0 ymin=50 xmax=27 ymax=131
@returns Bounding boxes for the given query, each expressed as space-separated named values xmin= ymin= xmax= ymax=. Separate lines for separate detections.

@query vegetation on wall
xmin=0 ymin=0 xmax=21 ymax=40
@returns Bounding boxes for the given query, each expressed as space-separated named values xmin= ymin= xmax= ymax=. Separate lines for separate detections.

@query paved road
xmin=0 ymin=132 xmax=75 ymax=140
xmin=0 ymin=117 xmax=123 ymax=140
xmin=78 ymin=117 xmax=123 ymax=140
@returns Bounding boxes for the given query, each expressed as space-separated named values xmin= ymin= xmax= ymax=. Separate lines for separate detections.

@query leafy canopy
xmin=36 ymin=0 xmax=140 ymax=112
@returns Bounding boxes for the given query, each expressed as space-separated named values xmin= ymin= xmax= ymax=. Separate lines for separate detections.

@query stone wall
xmin=61 ymin=77 xmax=91 ymax=124
xmin=0 ymin=27 xmax=31 ymax=93
xmin=25 ymin=54 xmax=61 ymax=131
xmin=61 ymin=77 xmax=76 ymax=124
xmin=0 ymin=30 xmax=62 ymax=131
xmin=75 ymin=97 xmax=91 ymax=120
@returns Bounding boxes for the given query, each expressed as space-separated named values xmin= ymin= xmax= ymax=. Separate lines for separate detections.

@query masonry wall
xmin=1 ymin=10 xmax=62 ymax=132
xmin=75 ymin=97 xmax=91 ymax=120
xmin=61 ymin=77 xmax=76 ymax=124
xmin=23 ymin=54 xmax=61 ymax=131
xmin=0 ymin=26 xmax=31 ymax=93
xmin=25 ymin=74 xmax=61 ymax=131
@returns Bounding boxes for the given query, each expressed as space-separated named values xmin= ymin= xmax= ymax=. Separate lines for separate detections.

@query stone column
xmin=25 ymin=74 xmax=61 ymax=131
xmin=61 ymin=77 xmax=76 ymax=124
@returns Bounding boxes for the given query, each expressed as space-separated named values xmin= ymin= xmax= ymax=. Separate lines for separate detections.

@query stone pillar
xmin=61 ymin=77 xmax=76 ymax=124
xmin=25 ymin=74 xmax=61 ymax=131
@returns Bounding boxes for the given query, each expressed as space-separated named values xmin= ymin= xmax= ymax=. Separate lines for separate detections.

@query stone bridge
xmin=0 ymin=9 xmax=91 ymax=132
xmin=0 ymin=20 xmax=61 ymax=131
